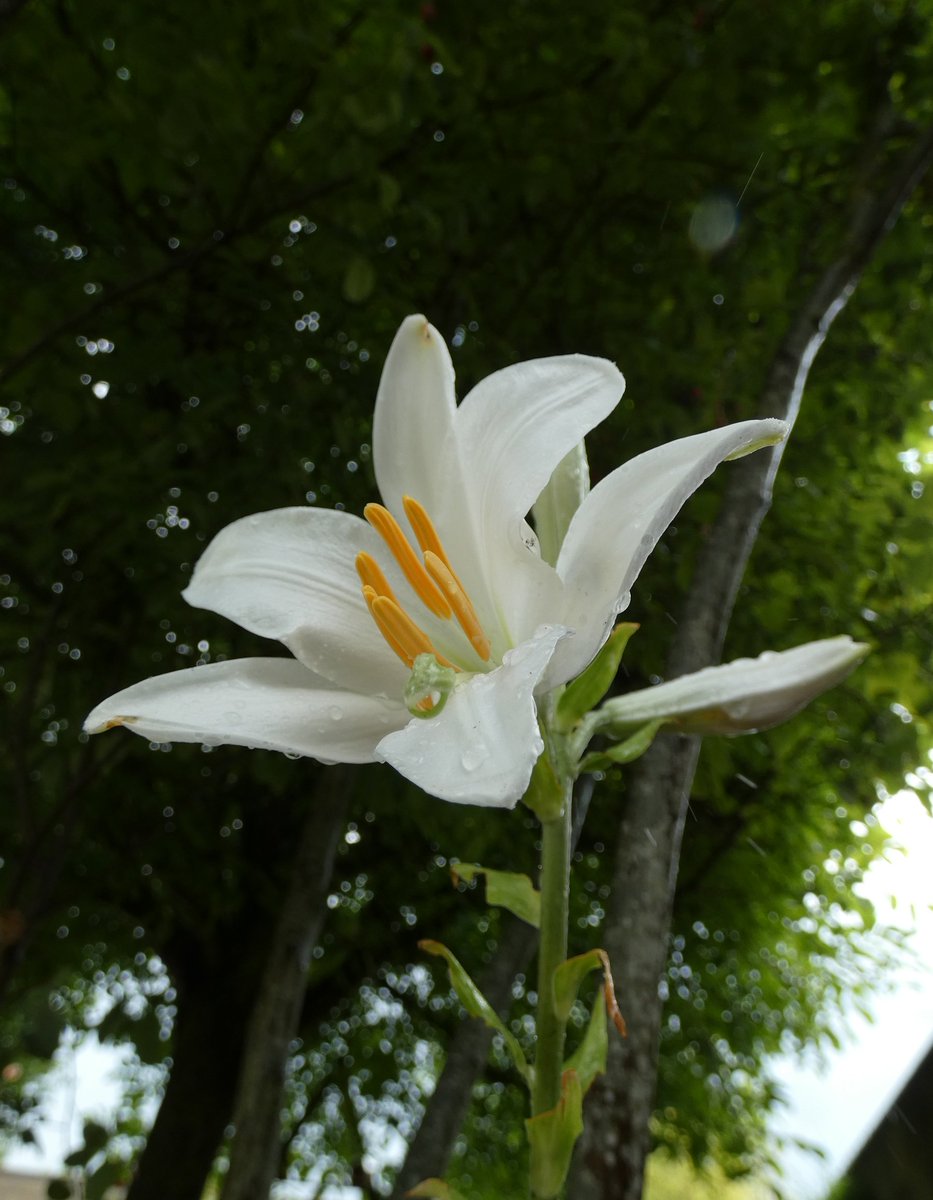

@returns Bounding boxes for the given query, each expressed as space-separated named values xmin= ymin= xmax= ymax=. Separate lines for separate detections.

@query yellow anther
xmin=403 ymin=495 xmax=454 ymax=571
xmin=355 ymin=551 xmax=398 ymax=604
xmin=423 ymin=551 xmax=492 ymax=662
xmin=366 ymin=590 xmax=455 ymax=670
xmin=364 ymin=503 xmax=452 ymax=619
xmin=361 ymin=586 xmax=411 ymax=665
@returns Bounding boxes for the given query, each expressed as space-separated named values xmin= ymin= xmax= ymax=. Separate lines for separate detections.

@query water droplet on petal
xmin=328 ymin=705 xmax=343 ymax=722
xmin=460 ymin=744 xmax=487 ymax=772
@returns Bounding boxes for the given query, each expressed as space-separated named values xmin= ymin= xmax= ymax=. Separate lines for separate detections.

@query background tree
xmin=2 ymin=2 xmax=931 ymax=1198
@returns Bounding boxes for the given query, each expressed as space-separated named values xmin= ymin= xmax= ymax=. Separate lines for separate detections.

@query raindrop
xmin=460 ymin=745 xmax=487 ymax=772
xmin=328 ymin=705 xmax=343 ymax=722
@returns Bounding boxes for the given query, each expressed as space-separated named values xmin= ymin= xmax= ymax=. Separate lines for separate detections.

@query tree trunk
xmin=126 ymin=934 xmax=257 ymax=1200
xmin=220 ymin=767 xmax=352 ymax=1200
xmin=568 ymin=113 xmax=933 ymax=1200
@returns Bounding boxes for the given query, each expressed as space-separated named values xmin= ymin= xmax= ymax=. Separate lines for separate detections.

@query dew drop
xmin=460 ymin=744 xmax=487 ymax=772
xmin=328 ymin=705 xmax=343 ymax=721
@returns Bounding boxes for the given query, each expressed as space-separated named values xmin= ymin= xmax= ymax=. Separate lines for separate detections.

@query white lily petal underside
xmin=84 ymin=658 xmax=408 ymax=761
xmin=375 ymin=625 xmax=569 ymax=808
xmin=182 ymin=507 xmax=408 ymax=696
xmin=603 ymin=637 xmax=868 ymax=734
xmin=545 ymin=418 xmax=788 ymax=686
xmin=450 ymin=355 xmax=625 ymax=646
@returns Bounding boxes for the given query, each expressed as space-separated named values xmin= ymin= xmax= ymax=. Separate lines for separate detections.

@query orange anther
xmin=423 ymin=551 xmax=491 ymax=662
xmin=364 ymin=503 xmax=452 ymax=619
xmin=356 ymin=551 xmax=398 ymax=604
xmin=403 ymin=495 xmax=453 ymax=571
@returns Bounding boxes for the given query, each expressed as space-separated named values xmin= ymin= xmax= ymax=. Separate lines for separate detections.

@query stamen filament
xmin=424 ymin=551 xmax=492 ymax=661
xmin=364 ymin=503 xmax=452 ymax=619
xmin=355 ymin=551 xmax=399 ymax=605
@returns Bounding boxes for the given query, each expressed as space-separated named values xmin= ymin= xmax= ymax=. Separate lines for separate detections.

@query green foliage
xmin=2 ymin=0 xmax=932 ymax=1195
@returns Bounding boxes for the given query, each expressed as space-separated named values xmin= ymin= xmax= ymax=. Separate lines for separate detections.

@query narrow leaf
xmin=553 ymin=948 xmax=626 ymax=1036
xmin=556 ymin=623 xmax=639 ymax=730
xmin=578 ymin=718 xmax=666 ymax=773
xmin=525 ymin=1070 xmax=584 ymax=1199
xmin=419 ymin=939 xmax=533 ymax=1087
xmin=565 ymin=989 xmax=608 ymax=1094
xmin=452 ymin=863 xmax=540 ymax=928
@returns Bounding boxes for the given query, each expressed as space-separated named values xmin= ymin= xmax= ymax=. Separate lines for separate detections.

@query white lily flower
xmin=595 ymin=636 xmax=869 ymax=736
xmin=84 ymin=315 xmax=787 ymax=807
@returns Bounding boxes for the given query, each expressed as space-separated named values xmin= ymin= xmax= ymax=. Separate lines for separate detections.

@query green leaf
xmin=419 ymin=939 xmax=533 ymax=1088
xmin=452 ymin=863 xmax=540 ymax=928
xmin=46 ymin=1182 xmax=72 ymax=1200
xmin=405 ymin=1180 xmax=469 ymax=1200
xmin=87 ymin=1158 xmax=127 ymax=1200
xmin=565 ymin=989 xmax=608 ymax=1094
xmin=556 ymin=623 xmax=639 ymax=730
xmin=578 ymin=717 xmax=666 ymax=773
xmin=552 ymin=948 xmax=625 ymax=1037
xmin=522 ymin=751 xmax=564 ymax=821
xmin=525 ymin=1070 xmax=584 ymax=1199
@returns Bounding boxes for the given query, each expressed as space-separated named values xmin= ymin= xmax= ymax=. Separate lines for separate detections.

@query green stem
xmin=532 ymin=775 xmax=573 ymax=1118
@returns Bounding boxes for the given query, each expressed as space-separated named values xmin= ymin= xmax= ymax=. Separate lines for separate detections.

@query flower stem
xmin=532 ymin=776 xmax=573 ymax=1118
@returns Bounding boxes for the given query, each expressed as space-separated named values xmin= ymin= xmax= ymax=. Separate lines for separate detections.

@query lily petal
xmin=598 ymin=637 xmax=869 ymax=734
xmin=372 ymin=315 xmax=462 ymax=530
xmin=450 ymin=354 xmax=625 ymax=645
xmin=84 ymin=658 xmax=407 ymax=761
xmin=375 ymin=625 xmax=569 ymax=808
xmin=182 ymin=507 xmax=409 ymax=696
xmin=546 ymin=418 xmax=788 ymax=685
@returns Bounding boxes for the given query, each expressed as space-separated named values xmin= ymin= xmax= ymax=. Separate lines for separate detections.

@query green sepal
xmin=419 ymin=939 xmax=533 ymax=1089
xmin=555 ymin=623 xmax=639 ymax=731
xmin=452 ymin=863 xmax=540 ymax=928
xmin=405 ymin=1180 xmax=469 ymax=1200
xmin=522 ymin=750 xmax=564 ymax=821
xmin=578 ymin=718 xmax=666 ymax=774
xmin=525 ymin=1069 xmax=584 ymax=1199
xmin=565 ymin=989 xmax=608 ymax=1095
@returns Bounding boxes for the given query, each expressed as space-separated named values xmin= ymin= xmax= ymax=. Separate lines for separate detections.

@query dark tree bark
xmin=221 ymin=767 xmax=352 ymax=1200
xmin=126 ymin=928 xmax=259 ymax=1200
xmin=569 ymin=113 xmax=933 ymax=1200
xmin=126 ymin=768 xmax=352 ymax=1200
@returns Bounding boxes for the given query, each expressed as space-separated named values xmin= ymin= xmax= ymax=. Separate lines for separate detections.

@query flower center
xmin=357 ymin=495 xmax=492 ymax=672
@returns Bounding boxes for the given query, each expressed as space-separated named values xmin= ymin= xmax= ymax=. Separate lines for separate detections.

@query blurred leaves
xmin=0 ymin=0 xmax=931 ymax=1194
